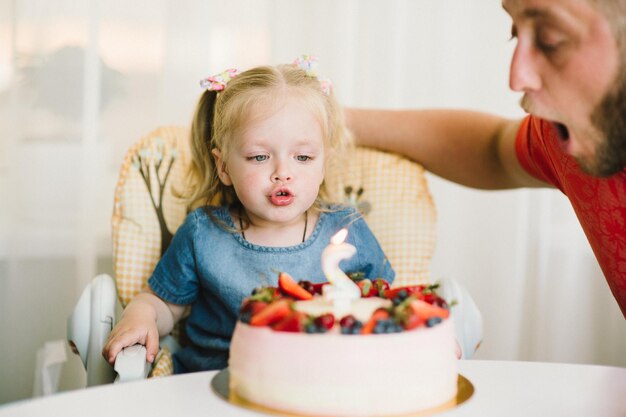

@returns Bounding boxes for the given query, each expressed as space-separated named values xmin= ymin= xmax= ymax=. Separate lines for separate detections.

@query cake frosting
xmin=227 ymin=274 xmax=458 ymax=417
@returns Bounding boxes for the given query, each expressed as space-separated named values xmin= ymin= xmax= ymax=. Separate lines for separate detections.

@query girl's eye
xmin=296 ymin=155 xmax=312 ymax=162
xmin=247 ymin=155 xmax=268 ymax=162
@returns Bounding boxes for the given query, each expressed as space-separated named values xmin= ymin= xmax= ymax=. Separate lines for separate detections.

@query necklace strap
xmin=302 ymin=210 xmax=308 ymax=242
xmin=239 ymin=206 xmax=245 ymax=240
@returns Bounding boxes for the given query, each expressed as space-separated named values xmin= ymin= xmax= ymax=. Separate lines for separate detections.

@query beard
xmin=588 ymin=64 xmax=626 ymax=177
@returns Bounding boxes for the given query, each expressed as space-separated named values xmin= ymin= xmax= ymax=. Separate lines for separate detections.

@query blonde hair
xmin=186 ymin=63 xmax=352 ymax=212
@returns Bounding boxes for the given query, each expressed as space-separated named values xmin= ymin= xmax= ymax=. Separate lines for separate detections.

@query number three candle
xmin=321 ymin=228 xmax=361 ymax=310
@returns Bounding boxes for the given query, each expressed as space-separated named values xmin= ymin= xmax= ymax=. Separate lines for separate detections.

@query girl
xmin=103 ymin=57 xmax=395 ymax=373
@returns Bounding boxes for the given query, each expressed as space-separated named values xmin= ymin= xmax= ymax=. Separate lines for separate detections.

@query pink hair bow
xmin=199 ymin=68 xmax=239 ymax=91
xmin=293 ymin=55 xmax=332 ymax=96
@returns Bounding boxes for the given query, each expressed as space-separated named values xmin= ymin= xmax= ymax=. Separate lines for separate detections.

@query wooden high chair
xmin=67 ymin=125 xmax=481 ymax=385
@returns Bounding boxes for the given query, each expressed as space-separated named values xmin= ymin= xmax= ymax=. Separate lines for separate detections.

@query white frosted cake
xmin=228 ymin=273 xmax=458 ymax=417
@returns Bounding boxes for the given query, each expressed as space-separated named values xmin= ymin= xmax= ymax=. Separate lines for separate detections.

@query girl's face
xmin=213 ymin=96 xmax=326 ymax=229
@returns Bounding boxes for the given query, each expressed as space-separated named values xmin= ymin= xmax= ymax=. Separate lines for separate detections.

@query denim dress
xmin=148 ymin=205 xmax=395 ymax=373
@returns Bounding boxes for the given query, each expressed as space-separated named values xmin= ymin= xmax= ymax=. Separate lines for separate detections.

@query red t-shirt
xmin=515 ymin=115 xmax=626 ymax=318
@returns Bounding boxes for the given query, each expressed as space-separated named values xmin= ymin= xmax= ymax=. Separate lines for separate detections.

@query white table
xmin=1 ymin=360 xmax=625 ymax=417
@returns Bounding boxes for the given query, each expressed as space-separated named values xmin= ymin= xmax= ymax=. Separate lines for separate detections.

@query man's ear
xmin=211 ymin=148 xmax=232 ymax=186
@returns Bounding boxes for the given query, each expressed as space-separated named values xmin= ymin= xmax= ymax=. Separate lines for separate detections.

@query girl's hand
xmin=103 ymin=311 xmax=160 ymax=365
xmin=102 ymin=289 xmax=185 ymax=366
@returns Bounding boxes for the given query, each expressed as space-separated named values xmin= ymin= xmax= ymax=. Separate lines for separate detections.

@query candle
xmin=321 ymin=228 xmax=361 ymax=310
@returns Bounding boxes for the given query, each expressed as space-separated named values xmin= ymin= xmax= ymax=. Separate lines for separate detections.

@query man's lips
xmin=269 ymin=188 xmax=294 ymax=206
xmin=552 ymin=121 xmax=570 ymax=141
xmin=551 ymin=121 xmax=571 ymax=154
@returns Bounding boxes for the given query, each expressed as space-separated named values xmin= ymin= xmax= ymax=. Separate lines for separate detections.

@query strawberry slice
xmin=272 ymin=311 xmax=307 ymax=332
xmin=279 ymin=272 xmax=313 ymax=300
xmin=240 ymin=299 xmax=269 ymax=316
xmin=250 ymin=299 xmax=292 ymax=326
xmin=361 ymin=308 xmax=391 ymax=334
xmin=403 ymin=312 xmax=425 ymax=330
xmin=409 ymin=299 xmax=449 ymax=321
xmin=383 ymin=285 xmax=426 ymax=300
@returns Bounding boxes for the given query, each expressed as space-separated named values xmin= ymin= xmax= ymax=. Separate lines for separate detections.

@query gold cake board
xmin=211 ymin=369 xmax=474 ymax=417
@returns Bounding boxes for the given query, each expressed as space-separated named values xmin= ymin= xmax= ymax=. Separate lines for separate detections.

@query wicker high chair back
xmin=73 ymin=125 xmax=439 ymax=381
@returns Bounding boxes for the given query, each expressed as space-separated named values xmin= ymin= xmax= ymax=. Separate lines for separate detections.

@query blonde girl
xmin=104 ymin=57 xmax=394 ymax=373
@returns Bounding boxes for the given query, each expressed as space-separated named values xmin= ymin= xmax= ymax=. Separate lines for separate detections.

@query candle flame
xmin=331 ymin=228 xmax=348 ymax=245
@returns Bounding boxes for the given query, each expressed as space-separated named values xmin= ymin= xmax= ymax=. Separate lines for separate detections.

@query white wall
xmin=1 ymin=0 xmax=624 ymax=404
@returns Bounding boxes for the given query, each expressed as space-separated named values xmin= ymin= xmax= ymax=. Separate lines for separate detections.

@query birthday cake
xmin=228 ymin=272 xmax=458 ymax=417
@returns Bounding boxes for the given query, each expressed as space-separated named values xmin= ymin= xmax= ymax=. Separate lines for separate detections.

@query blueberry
xmin=392 ymin=289 xmax=409 ymax=305
xmin=373 ymin=322 xmax=386 ymax=334
xmin=426 ymin=317 xmax=443 ymax=327
xmin=305 ymin=323 xmax=318 ymax=333
xmin=351 ymin=321 xmax=363 ymax=335
xmin=372 ymin=319 xmax=392 ymax=334
xmin=240 ymin=311 xmax=252 ymax=324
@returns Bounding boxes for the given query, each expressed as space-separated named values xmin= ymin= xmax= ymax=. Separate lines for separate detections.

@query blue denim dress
xmin=148 ymin=205 xmax=395 ymax=373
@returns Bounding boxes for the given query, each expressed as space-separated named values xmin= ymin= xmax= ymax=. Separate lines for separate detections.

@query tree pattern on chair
xmin=131 ymin=137 xmax=176 ymax=256
xmin=343 ymin=185 xmax=371 ymax=215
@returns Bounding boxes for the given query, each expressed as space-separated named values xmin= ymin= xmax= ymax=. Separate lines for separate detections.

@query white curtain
xmin=1 ymin=0 xmax=624 ymax=403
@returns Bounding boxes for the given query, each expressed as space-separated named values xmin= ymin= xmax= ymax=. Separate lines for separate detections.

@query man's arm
xmin=346 ymin=108 xmax=548 ymax=190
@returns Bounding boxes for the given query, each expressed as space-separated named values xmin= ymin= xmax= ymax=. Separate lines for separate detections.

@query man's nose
xmin=509 ymin=42 xmax=542 ymax=92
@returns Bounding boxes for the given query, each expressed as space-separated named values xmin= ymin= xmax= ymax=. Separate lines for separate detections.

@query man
xmin=348 ymin=0 xmax=626 ymax=317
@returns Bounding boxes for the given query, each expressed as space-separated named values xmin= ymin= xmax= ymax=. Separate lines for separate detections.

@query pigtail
xmin=186 ymin=90 xmax=221 ymax=210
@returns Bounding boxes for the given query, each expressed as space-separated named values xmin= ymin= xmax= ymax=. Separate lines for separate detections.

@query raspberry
xmin=298 ymin=280 xmax=316 ymax=294
xmin=339 ymin=314 xmax=357 ymax=329
xmin=314 ymin=313 xmax=335 ymax=330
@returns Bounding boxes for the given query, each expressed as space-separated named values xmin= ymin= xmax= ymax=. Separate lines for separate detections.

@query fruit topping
xmin=311 ymin=282 xmax=329 ymax=295
xmin=339 ymin=314 xmax=364 ymax=334
xmin=402 ymin=311 xmax=424 ymax=330
xmin=426 ymin=317 xmax=443 ymax=327
xmin=239 ymin=300 xmax=269 ymax=324
xmin=250 ymin=299 xmax=292 ymax=326
xmin=239 ymin=272 xmax=450 ymax=334
xmin=372 ymin=278 xmax=390 ymax=296
xmin=297 ymin=280 xmax=316 ymax=294
xmin=298 ymin=280 xmax=329 ymax=295
xmin=279 ymin=272 xmax=313 ymax=300
xmin=383 ymin=285 xmax=426 ymax=301
xmin=372 ymin=318 xmax=404 ymax=334
xmin=250 ymin=286 xmax=281 ymax=303
xmin=314 ymin=313 xmax=335 ymax=331
xmin=361 ymin=308 xmax=391 ymax=334
xmin=408 ymin=299 xmax=450 ymax=321
xmin=272 ymin=311 xmax=307 ymax=332
xmin=357 ymin=279 xmax=378 ymax=297
xmin=347 ymin=271 xmax=365 ymax=282
xmin=303 ymin=313 xmax=336 ymax=334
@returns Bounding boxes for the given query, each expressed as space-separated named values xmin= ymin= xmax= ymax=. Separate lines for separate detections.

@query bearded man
xmin=348 ymin=0 xmax=626 ymax=317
